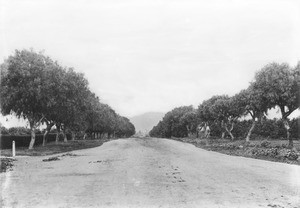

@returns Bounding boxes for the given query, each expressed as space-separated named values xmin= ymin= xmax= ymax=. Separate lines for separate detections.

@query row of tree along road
xmin=0 ymin=49 xmax=135 ymax=149
xmin=150 ymin=62 xmax=300 ymax=148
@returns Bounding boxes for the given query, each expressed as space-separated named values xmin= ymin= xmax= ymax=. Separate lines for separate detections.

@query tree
xmin=252 ymin=62 xmax=300 ymax=147
xmin=211 ymin=96 xmax=242 ymax=139
xmin=149 ymin=106 xmax=194 ymax=138
xmin=40 ymin=62 xmax=66 ymax=145
xmin=1 ymin=48 xmax=135 ymax=147
xmin=115 ymin=116 xmax=135 ymax=138
xmin=149 ymin=121 xmax=165 ymax=138
xmin=83 ymin=92 xmax=136 ymax=139
xmin=197 ymin=95 xmax=244 ymax=140
xmin=58 ymin=68 xmax=91 ymax=141
xmin=41 ymin=67 xmax=91 ymax=143
xmin=85 ymin=94 xmax=101 ymax=139
xmin=0 ymin=49 xmax=55 ymax=149
xmin=179 ymin=110 xmax=198 ymax=137
xmin=197 ymin=95 xmax=223 ymax=124
xmin=233 ymin=86 xmax=268 ymax=142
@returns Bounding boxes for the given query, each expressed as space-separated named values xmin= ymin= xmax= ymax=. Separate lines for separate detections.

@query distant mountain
xmin=130 ymin=112 xmax=165 ymax=133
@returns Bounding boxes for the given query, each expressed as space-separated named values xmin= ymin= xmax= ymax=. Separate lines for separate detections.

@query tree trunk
xmin=56 ymin=132 xmax=59 ymax=143
xmin=55 ymin=124 xmax=61 ymax=144
xmin=279 ymin=106 xmax=293 ymax=148
xmin=28 ymin=116 xmax=44 ymax=149
xmin=71 ymin=131 xmax=75 ymax=141
xmin=220 ymin=120 xmax=227 ymax=139
xmin=283 ymin=119 xmax=293 ymax=148
xmin=63 ymin=129 xmax=67 ymax=142
xmin=246 ymin=120 xmax=256 ymax=142
xmin=29 ymin=127 xmax=36 ymax=150
xmin=287 ymin=131 xmax=292 ymax=148
xmin=287 ymin=130 xmax=294 ymax=149
xmin=224 ymin=122 xmax=234 ymax=140
xmin=43 ymin=130 xmax=49 ymax=146
xmin=43 ymin=123 xmax=54 ymax=146
xmin=225 ymin=126 xmax=234 ymax=140
xmin=221 ymin=132 xmax=225 ymax=139
xmin=186 ymin=125 xmax=192 ymax=138
xmin=228 ymin=130 xmax=234 ymax=140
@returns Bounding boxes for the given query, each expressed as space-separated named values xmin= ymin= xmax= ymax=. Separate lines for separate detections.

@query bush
xmin=290 ymin=118 xmax=300 ymax=139
xmin=251 ymin=147 xmax=278 ymax=157
xmin=0 ymin=133 xmax=71 ymax=149
xmin=250 ymin=147 xmax=299 ymax=161
xmin=209 ymin=122 xmax=223 ymax=137
xmin=232 ymin=120 xmax=252 ymax=138
xmin=8 ymin=127 xmax=31 ymax=135
xmin=253 ymin=119 xmax=284 ymax=139
xmin=1 ymin=126 xmax=9 ymax=135
xmin=215 ymin=118 xmax=299 ymax=140
xmin=197 ymin=140 xmax=207 ymax=146
xmin=151 ymin=117 xmax=300 ymax=140
xmin=266 ymin=148 xmax=279 ymax=157
xmin=279 ymin=149 xmax=299 ymax=161
xmin=260 ymin=140 xmax=271 ymax=148
xmin=216 ymin=143 xmax=240 ymax=150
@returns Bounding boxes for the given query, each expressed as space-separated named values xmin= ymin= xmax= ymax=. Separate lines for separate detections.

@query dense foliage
xmin=150 ymin=61 xmax=300 ymax=147
xmin=0 ymin=134 xmax=69 ymax=149
xmin=150 ymin=112 xmax=299 ymax=140
xmin=0 ymin=49 xmax=135 ymax=149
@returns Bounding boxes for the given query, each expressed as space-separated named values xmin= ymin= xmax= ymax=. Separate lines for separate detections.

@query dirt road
xmin=1 ymin=138 xmax=300 ymax=208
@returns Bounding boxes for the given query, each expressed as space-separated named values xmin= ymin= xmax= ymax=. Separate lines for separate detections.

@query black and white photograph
xmin=0 ymin=0 xmax=300 ymax=207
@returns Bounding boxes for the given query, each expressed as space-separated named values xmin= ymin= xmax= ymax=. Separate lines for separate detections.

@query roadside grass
xmin=0 ymin=138 xmax=113 ymax=157
xmin=171 ymin=137 xmax=300 ymax=165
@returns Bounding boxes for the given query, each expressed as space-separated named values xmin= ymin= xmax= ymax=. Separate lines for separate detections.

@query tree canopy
xmin=149 ymin=106 xmax=195 ymax=138
xmin=0 ymin=49 xmax=135 ymax=149
xmin=251 ymin=62 xmax=300 ymax=146
xmin=150 ymin=61 xmax=300 ymax=147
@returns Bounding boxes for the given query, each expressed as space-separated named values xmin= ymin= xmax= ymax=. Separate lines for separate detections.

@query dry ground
xmin=1 ymin=137 xmax=300 ymax=208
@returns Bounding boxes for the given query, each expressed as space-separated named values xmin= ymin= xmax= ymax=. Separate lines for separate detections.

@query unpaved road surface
xmin=1 ymin=138 xmax=300 ymax=208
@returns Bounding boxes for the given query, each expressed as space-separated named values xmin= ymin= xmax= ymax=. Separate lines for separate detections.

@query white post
xmin=12 ymin=141 xmax=16 ymax=157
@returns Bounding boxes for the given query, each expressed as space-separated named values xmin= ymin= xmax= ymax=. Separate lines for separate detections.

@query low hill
xmin=130 ymin=112 xmax=164 ymax=134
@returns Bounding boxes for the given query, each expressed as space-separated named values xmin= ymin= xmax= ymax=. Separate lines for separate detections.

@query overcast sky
xmin=1 ymin=0 xmax=300 ymax=126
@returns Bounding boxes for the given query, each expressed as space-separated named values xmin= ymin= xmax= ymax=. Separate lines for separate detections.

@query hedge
xmin=210 ymin=118 xmax=299 ymax=140
xmin=0 ymin=133 xmax=71 ymax=149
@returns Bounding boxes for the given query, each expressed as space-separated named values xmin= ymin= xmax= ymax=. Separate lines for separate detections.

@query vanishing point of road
xmin=1 ymin=138 xmax=300 ymax=208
